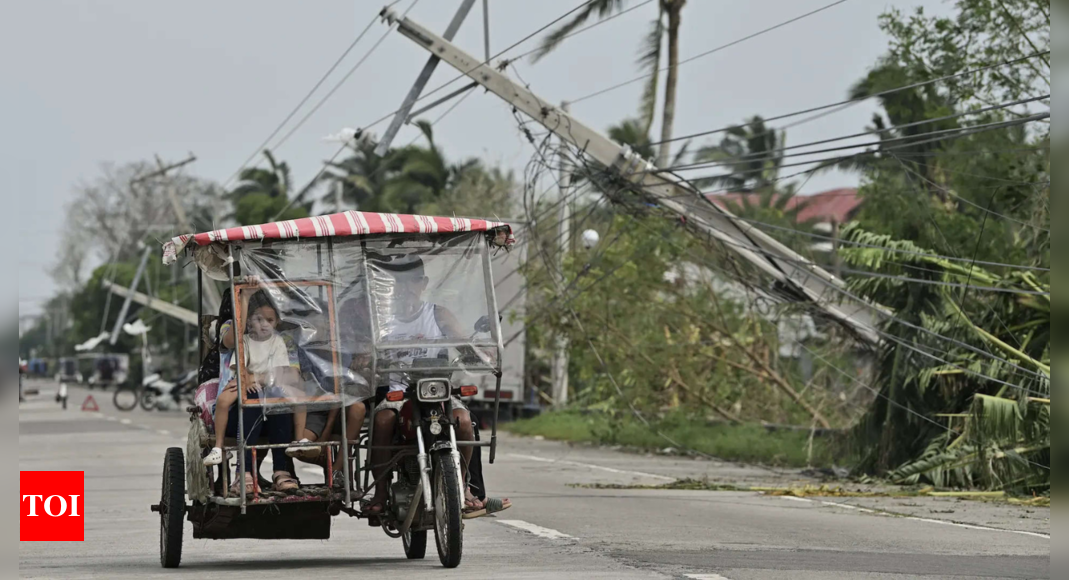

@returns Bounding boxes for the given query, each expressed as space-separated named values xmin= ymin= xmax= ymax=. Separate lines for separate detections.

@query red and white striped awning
xmin=163 ymin=211 xmax=513 ymax=264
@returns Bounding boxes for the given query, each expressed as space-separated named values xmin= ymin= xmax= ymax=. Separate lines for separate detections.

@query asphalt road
xmin=20 ymin=380 xmax=1049 ymax=579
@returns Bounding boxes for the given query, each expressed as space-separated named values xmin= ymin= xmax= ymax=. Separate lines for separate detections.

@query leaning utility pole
xmin=379 ymin=8 xmax=882 ymax=346
xmin=551 ymin=101 xmax=571 ymax=407
xmin=134 ymin=154 xmax=222 ymax=315
xmin=109 ymin=243 xmax=153 ymax=345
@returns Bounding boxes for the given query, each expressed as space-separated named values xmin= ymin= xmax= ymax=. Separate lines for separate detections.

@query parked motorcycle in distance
xmin=140 ymin=370 xmax=198 ymax=411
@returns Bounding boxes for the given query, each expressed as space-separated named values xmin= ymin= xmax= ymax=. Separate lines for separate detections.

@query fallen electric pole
xmin=379 ymin=7 xmax=883 ymax=347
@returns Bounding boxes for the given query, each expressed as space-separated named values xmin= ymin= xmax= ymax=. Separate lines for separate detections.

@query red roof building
xmin=707 ymin=188 xmax=863 ymax=225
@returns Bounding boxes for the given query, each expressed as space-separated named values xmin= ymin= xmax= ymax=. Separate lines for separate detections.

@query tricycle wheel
xmin=403 ymin=529 xmax=427 ymax=559
xmin=160 ymin=447 xmax=185 ymax=568
xmin=432 ymin=451 xmax=463 ymax=568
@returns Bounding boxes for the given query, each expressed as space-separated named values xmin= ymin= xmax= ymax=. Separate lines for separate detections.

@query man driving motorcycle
xmin=362 ymin=253 xmax=484 ymax=516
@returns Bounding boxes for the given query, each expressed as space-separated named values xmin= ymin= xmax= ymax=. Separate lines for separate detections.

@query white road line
xmin=497 ymin=519 xmax=575 ymax=540
xmin=506 ymin=453 xmax=675 ymax=481
xmin=778 ymin=496 xmax=1050 ymax=539
xmin=157 ymin=430 xmax=171 ymax=436
xmin=105 ymin=416 xmax=118 ymax=422
xmin=119 ymin=419 xmax=132 ymax=425
xmin=686 ymin=574 xmax=733 ymax=580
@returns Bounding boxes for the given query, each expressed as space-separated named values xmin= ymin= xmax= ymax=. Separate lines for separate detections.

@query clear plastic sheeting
xmin=233 ymin=240 xmax=372 ymax=414
xmin=228 ymin=231 xmax=504 ymax=409
xmin=337 ymin=232 xmax=502 ymax=392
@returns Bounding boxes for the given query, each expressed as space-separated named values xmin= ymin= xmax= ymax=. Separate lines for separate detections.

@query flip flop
xmin=462 ymin=496 xmax=486 ymax=519
xmin=272 ymin=472 xmax=300 ymax=492
xmin=484 ymin=497 xmax=511 ymax=515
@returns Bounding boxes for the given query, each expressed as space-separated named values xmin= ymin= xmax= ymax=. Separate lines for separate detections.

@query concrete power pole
xmin=380 ymin=10 xmax=884 ymax=347
xmin=551 ymin=101 xmax=571 ymax=407
xmin=143 ymin=154 xmax=222 ymax=316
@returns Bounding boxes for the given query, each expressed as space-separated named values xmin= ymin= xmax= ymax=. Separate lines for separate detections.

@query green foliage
xmin=320 ymin=123 xmax=517 ymax=218
xmin=834 ymin=0 xmax=1049 ymax=493
xmin=692 ymin=116 xmax=791 ymax=193
xmin=841 ymin=224 xmax=1049 ymax=490
xmin=228 ymin=150 xmax=311 ymax=226
xmin=524 ymin=210 xmax=862 ymax=428
xmin=505 ymin=410 xmax=837 ymax=468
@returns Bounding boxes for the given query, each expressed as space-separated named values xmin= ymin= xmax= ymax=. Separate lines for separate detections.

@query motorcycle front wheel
xmin=432 ymin=451 xmax=463 ymax=568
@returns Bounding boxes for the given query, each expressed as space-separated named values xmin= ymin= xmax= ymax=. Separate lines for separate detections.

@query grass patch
xmin=503 ymin=410 xmax=839 ymax=468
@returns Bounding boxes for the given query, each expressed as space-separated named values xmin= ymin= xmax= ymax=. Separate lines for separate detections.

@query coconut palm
xmin=228 ymin=150 xmax=312 ymax=226
xmin=691 ymin=116 xmax=790 ymax=193
xmin=382 ymin=120 xmax=452 ymax=214
xmin=608 ymin=118 xmax=656 ymax=160
xmin=321 ymin=133 xmax=400 ymax=213
xmin=534 ymin=0 xmax=687 ymax=168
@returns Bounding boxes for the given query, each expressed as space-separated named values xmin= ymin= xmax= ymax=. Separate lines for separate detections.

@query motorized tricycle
xmin=153 ymin=209 xmax=511 ymax=569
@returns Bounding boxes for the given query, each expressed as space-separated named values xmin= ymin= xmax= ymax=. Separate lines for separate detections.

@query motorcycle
xmin=140 ymin=370 xmax=199 ymax=411
xmin=373 ymin=352 xmax=489 ymax=569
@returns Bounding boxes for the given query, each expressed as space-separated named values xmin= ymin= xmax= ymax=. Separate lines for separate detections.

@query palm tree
xmin=534 ymin=0 xmax=687 ymax=168
xmin=691 ymin=116 xmax=789 ymax=193
xmin=321 ymin=133 xmax=399 ymax=213
xmin=227 ymin=150 xmax=311 ymax=225
xmin=383 ymin=121 xmax=452 ymax=214
xmin=608 ymin=118 xmax=656 ymax=160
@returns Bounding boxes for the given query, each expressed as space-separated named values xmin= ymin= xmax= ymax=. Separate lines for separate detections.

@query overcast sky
xmin=7 ymin=0 xmax=956 ymax=317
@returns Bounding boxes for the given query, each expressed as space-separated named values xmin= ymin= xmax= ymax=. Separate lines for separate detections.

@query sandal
xmin=229 ymin=472 xmax=255 ymax=496
xmin=272 ymin=471 xmax=300 ymax=492
xmin=462 ymin=490 xmax=486 ymax=519
xmin=484 ymin=497 xmax=512 ymax=515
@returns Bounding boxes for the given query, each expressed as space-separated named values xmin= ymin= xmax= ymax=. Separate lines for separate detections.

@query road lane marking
xmin=157 ymin=430 xmax=171 ymax=436
xmin=497 ymin=519 xmax=574 ymax=540
xmin=105 ymin=416 xmax=118 ymax=422
xmin=686 ymin=575 xmax=733 ymax=580
xmin=778 ymin=496 xmax=1049 ymax=539
xmin=119 ymin=419 xmax=132 ymax=425
xmin=507 ymin=453 xmax=675 ymax=481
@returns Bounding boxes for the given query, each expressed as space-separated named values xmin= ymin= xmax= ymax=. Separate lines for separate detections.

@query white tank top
xmin=382 ymin=302 xmax=444 ymax=391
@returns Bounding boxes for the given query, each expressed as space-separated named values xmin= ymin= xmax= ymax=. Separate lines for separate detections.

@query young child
xmin=203 ymin=287 xmax=301 ymax=492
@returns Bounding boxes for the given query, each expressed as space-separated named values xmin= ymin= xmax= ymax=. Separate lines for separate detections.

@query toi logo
xmin=20 ymin=471 xmax=85 ymax=542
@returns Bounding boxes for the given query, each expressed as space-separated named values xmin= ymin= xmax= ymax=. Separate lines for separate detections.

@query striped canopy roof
xmin=163 ymin=211 xmax=513 ymax=265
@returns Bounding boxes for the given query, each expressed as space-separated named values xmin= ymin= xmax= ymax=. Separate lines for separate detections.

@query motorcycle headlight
xmin=417 ymin=379 xmax=450 ymax=402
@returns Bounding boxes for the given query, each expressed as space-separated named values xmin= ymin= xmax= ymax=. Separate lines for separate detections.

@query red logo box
xmin=20 ymin=471 xmax=85 ymax=542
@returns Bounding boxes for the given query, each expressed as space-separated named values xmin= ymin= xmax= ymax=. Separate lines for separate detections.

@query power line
xmin=570 ymin=0 xmax=852 ymax=106
xmin=705 ymin=215 xmax=1049 ymax=273
xmin=674 ymin=113 xmax=1049 ymax=192
xmin=797 ymin=340 xmax=1049 ymax=472
xmin=660 ymin=109 xmax=1050 ymax=175
xmin=891 ymin=159 xmax=1050 ymax=233
xmin=221 ymin=5 xmax=396 ymax=190
xmin=271 ymin=0 xmax=613 ymax=220
xmin=655 ymin=94 xmax=1048 ymax=174
xmin=267 ymin=0 xmax=422 ymax=157
xmin=644 ymin=50 xmax=1051 ymax=148
xmin=613 ymin=207 xmax=1051 ymax=397
xmin=592 ymin=137 xmax=1056 ymax=381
